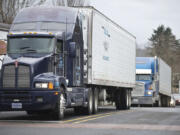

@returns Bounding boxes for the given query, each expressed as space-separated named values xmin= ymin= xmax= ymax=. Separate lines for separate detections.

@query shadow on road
xmin=0 ymin=106 xmax=119 ymax=121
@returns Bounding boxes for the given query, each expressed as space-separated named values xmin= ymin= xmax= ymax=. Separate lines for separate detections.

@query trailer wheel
xmin=115 ymin=90 xmax=123 ymax=110
xmin=85 ymin=89 xmax=93 ymax=115
xmin=125 ymin=89 xmax=131 ymax=109
xmin=127 ymin=90 xmax=131 ymax=109
xmin=115 ymin=89 xmax=130 ymax=110
xmin=53 ymin=93 xmax=65 ymax=120
xmin=158 ymin=95 xmax=162 ymax=107
xmin=93 ymin=88 xmax=99 ymax=114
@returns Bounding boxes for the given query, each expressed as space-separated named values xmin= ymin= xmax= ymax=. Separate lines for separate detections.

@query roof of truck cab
xmin=13 ymin=6 xmax=78 ymax=24
xmin=136 ymin=57 xmax=156 ymax=73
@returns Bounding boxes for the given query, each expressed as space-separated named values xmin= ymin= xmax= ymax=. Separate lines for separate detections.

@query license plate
xmin=12 ymin=103 xmax=22 ymax=109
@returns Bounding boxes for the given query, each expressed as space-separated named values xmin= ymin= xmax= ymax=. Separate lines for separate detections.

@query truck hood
xmin=2 ymin=54 xmax=53 ymax=77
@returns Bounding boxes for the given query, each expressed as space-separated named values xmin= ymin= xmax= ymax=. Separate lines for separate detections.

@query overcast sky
xmin=91 ymin=0 xmax=180 ymax=47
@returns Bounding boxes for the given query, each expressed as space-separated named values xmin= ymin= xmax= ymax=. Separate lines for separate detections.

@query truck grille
xmin=3 ymin=65 xmax=15 ymax=88
xmin=2 ymin=65 xmax=30 ymax=88
xmin=18 ymin=65 xmax=30 ymax=88
xmin=132 ymin=82 xmax=145 ymax=97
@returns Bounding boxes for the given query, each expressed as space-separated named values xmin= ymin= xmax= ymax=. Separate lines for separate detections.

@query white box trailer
xmin=79 ymin=7 xmax=136 ymax=88
xmin=158 ymin=58 xmax=171 ymax=97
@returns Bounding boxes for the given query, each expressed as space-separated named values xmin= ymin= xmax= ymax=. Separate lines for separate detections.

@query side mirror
xmin=69 ymin=42 xmax=76 ymax=57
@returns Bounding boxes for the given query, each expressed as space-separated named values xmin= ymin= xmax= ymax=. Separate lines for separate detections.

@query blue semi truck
xmin=0 ymin=7 xmax=136 ymax=120
xmin=132 ymin=57 xmax=172 ymax=107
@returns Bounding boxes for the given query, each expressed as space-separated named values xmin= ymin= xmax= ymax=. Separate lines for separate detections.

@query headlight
xmin=147 ymin=91 xmax=152 ymax=95
xmin=35 ymin=82 xmax=53 ymax=89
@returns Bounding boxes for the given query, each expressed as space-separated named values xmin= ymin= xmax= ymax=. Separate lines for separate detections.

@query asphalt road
xmin=0 ymin=106 xmax=180 ymax=135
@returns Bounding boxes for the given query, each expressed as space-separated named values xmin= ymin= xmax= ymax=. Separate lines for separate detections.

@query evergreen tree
xmin=149 ymin=25 xmax=179 ymax=66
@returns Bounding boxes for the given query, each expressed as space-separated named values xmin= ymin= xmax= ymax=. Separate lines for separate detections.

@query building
xmin=0 ymin=23 xmax=10 ymax=55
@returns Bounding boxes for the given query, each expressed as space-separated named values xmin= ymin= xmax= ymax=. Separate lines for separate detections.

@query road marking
xmin=64 ymin=109 xmax=135 ymax=124
xmin=73 ymin=114 xmax=111 ymax=124
xmin=62 ymin=112 xmax=113 ymax=123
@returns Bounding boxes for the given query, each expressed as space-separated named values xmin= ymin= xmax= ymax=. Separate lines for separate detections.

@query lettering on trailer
xmin=102 ymin=41 xmax=110 ymax=61
xmin=102 ymin=26 xmax=110 ymax=61
xmin=102 ymin=26 xmax=110 ymax=37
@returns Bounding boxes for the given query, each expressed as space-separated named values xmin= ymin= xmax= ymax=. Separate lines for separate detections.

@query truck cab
xmin=132 ymin=57 xmax=157 ymax=105
xmin=0 ymin=7 xmax=85 ymax=119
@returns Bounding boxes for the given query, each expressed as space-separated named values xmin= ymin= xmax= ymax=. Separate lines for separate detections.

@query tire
xmin=158 ymin=95 xmax=162 ymax=107
xmin=53 ymin=93 xmax=65 ymax=120
xmin=127 ymin=90 xmax=131 ymax=109
xmin=125 ymin=89 xmax=131 ymax=110
xmin=85 ymin=89 xmax=93 ymax=115
xmin=115 ymin=90 xmax=123 ymax=110
xmin=115 ymin=89 xmax=130 ymax=110
xmin=93 ymin=88 xmax=99 ymax=114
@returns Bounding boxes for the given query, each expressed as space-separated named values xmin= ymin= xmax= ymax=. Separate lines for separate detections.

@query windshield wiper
xmin=25 ymin=49 xmax=37 ymax=53
xmin=20 ymin=46 xmax=31 ymax=50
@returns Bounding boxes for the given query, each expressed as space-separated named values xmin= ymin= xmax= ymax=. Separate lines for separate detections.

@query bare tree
xmin=0 ymin=0 xmax=30 ymax=24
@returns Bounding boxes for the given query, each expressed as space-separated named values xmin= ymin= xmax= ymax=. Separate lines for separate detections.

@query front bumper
xmin=132 ymin=96 xmax=154 ymax=105
xmin=0 ymin=90 xmax=59 ymax=111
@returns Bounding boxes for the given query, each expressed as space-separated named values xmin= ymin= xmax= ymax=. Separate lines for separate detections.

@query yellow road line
xmin=63 ymin=112 xmax=113 ymax=123
xmin=73 ymin=110 xmax=135 ymax=124
xmin=73 ymin=114 xmax=111 ymax=124
xmin=63 ymin=109 xmax=135 ymax=124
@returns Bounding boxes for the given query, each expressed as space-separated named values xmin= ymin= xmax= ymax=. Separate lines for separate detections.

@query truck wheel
xmin=158 ymin=96 xmax=162 ymax=107
xmin=115 ymin=89 xmax=130 ymax=110
xmin=93 ymin=88 xmax=99 ymax=114
xmin=127 ymin=90 xmax=131 ymax=109
xmin=125 ymin=89 xmax=130 ymax=109
xmin=85 ymin=89 xmax=93 ymax=115
xmin=53 ymin=93 xmax=65 ymax=120
xmin=115 ymin=90 xmax=123 ymax=110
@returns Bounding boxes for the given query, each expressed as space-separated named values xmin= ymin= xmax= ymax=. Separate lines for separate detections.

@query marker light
xmin=149 ymin=85 xmax=153 ymax=90
xmin=48 ymin=82 xmax=54 ymax=90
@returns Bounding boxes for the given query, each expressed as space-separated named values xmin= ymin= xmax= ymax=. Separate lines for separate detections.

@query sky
xmin=91 ymin=0 xmax=180 ymax=48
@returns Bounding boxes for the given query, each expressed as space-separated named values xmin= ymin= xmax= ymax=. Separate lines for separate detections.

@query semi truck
xmin=0 ymin=6 xmax=136 ymax=120
xmin=132 ymin=57 xmax=172 ymax=107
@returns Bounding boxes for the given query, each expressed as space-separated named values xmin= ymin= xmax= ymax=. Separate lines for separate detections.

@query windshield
xmin=7 ymin=37 xmax=55 ymax=54
xmin=136 ymin=74 xmax=151 ymax=81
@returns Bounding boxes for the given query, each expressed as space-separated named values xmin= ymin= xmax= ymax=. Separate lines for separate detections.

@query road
xmin=0 ymin=106 xmax=180 ymax=135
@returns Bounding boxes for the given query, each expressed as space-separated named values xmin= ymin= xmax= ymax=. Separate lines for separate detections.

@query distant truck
xmin=132 ymin=57 xmax=172 ymax=107
xmin=0 ymin=7 xmax=136 ymax=120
